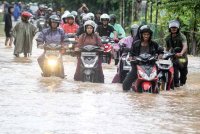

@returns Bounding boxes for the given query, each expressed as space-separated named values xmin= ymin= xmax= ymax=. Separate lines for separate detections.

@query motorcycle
xmin=65 ymin=33 xmax=77 ymax=56
xmin=131 ymin=53 xmax=159 ymax=93
xmin=117 ymin=43 xmax=131 ymax=83
xmin=101 ymin=36 xmax=113 ymax=64
xmin=39 ymin=43 xmax=64 ymax=78
xmin=37 ymin=16 xmax=46 ymax=31
xmin=78 ymin=45 xmax=102 ymax=82
xmin=156 ymin=47 xmax=182 ymax=91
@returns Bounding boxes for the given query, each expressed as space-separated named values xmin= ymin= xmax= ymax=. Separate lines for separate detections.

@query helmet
xmin=21 ymin=11 xmax=32 ymax=18
xmin=87 ymin=12 xmax=95 ymax=21
xmin=100 ymin=13 xmax=110 ymax=22
xmin=109 ymin=14 xmax=116 ymax=22
xmin=48 ymin=8 xmax=53 ymax=11
xmin=82 ymin=14 xmax=90 ymax=22
xmin=61 ymin=12 xmax=70 ymax=19
xmin=130 ymin=24 xmax=139 ymax=36
xmin=49 ymin=14 xmax=60 ymax=23
xmin=84 ymin=20 xmax=96 ymax=32
xmin=140 ymin=25 xmax=153 ymax=39
xmin=66 ymin=14 xmax=75 ymax=20
xmin=169 ymin=20 xmax=180 ymax=29
xmin=140 ymin=25 xmax=152 ymax=34
xmin=64 ymin=10 xmax=70 ymax=14
xmin=71 ymin=11 xmax=78 ymax=17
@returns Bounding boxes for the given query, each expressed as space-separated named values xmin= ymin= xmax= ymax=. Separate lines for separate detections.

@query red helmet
xmin=21 ymin=11 xmax=32 ymax=18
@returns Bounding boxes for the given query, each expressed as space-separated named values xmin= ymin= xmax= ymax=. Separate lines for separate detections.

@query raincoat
xmin=110 ymin=23 xmax=126 ymax=39
xmin=62 ymin=23 xmax=79 ymax=34
xmin=13 ymin=21 xmax=37 ymax=56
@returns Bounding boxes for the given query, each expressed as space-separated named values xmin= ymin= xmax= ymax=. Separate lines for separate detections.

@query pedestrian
xmin=4 ymin=6 xmax=14 ymax=47
xmin=12 ymin=11 xmax=37 ymax=57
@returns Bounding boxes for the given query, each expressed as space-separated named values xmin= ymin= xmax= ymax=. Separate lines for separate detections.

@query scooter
xmin=131 ymin=53 xmax=159 ymax=93
xmin=101 ymin=36 xmax=113 ymax=64
xmin=37 ymin=16 xmax=46 ymax=31
xmin=40 ymin=43 xmax=64 ymax=78
xmin=65 ymin=33 xmax=77 ymax=56
xmin=116 ymin=43 xmax=131 ymax=83
xmin=78 ymin=45 xmax=102 ymax=82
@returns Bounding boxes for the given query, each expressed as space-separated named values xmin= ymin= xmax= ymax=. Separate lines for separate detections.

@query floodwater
xmin=0 ymin=36 xmax=200 ymax=134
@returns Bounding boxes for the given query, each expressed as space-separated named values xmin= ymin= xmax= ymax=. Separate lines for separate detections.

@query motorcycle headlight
xmin=138 ymin=70 xmax=157 ymax=81
xmin=138 ymin=70 xmax=149 ymax=80
xmin=149 ymin=70 xmax=157 ymax=80
xmin=40 ymin=21 xmax=45 ymax=25
xmin=48 ymin=59 xmax=57 ymax=67
xmin=68 ymin=44 xmax=73 ymax=48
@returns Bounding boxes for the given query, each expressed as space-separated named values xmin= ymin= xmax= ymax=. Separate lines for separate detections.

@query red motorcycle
xmin=131 ymin=53 xmax=159 ymax=93
xmin=101 ymin=36 xmax=113 ymax=64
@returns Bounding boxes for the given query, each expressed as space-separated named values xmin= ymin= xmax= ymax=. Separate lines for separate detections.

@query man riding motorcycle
xmin=36 ymin=15 xmax=68 ymax=78
xmin=122 ymin=25 xmax=163 ymax=91
xmin=96 ymin=13 xmax=118 ymax=40
xmin=165 ymin=20 xmax=188 ymax=87
xmin=74 ymin=20 xmax=104 ymax=83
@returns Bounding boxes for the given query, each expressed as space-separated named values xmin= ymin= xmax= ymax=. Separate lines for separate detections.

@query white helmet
xmin=61 ymin=12 xmax=70 ymax=19
xmin=64 ymin=10 xmax=70 ymax=14
xmin=71 ymin=11 xmax=78 ymax=17
xmin=87 ymin=12 xmax=95 ymax=20
xmin=100 ymin=13 xmax=110 ymax=22
xmin=66 ymin=14 xmax=75 ymax=20
xmin=82 ymin=14 xmax=90 ymax=22
xmin=169 ymin=20 xmax=180 ymax=28
xmin=84 ymin=20 xmax=96 ymax=32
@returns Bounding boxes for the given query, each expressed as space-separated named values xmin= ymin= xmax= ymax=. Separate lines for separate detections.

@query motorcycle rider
xmin=71 ymin=10 xmax=80 ymax=25
xmin=112 ymin=24 xmax=140 ymax=83
xmin=36 ymin=5 xmax=45 ymax=19
xmin=96 ymin=13 xmax=118 ymax=40
xmin=109 ymin=14 xmax=126 ymax=39
xmin=36 ymin=15 xmax=68 ymax=78
xmin=122 ymin=25 xmax=163 ymax=91
xmin=74 ymin=20 xmax=104 ymax=83
xmin=76 ymin=13 xmax=97 ymax=36
xmin=165 ymin=20 xmax=188 ymax=87
xmin=61 ymin=13 xmax=79 ymax=34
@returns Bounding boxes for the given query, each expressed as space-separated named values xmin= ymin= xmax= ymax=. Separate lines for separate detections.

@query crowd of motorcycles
xmin=30 ymin=14 xmax=182 ymax=94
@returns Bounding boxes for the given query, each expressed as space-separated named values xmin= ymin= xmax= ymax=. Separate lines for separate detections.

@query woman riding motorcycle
xmin=74 ymin=20 xmax=104 ymax=83
xmin=122 ymin=25 xmax=163 ymax=91
xmin=36 ymin=15 xmax=68 ymax=78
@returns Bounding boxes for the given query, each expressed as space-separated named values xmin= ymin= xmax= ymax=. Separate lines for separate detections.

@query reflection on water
xmin=0 ymin=42 xmax=200 ymax=134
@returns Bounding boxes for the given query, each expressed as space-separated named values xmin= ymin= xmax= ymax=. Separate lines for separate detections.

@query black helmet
xmin=140 ymin=25 xmax=153 ymax=35
xmin=109 ymin=14 xmax=116 ymax=23
xmin=140 ymin=25 xmax=153 ymax=40
xmin=49 ymin=15 xmax=60 ymax=27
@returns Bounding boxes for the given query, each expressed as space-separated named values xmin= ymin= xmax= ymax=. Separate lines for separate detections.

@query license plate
xmin=81 ymin=52 xmax=96 ymax=56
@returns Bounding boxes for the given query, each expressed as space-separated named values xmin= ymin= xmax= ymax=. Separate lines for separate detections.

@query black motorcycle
xmin=78 ymin=45 xmax=103 ymax=82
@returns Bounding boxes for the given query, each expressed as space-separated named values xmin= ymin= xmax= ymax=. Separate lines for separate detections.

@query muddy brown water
xmin=0 ymin=37 xmax=200 ymax=134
